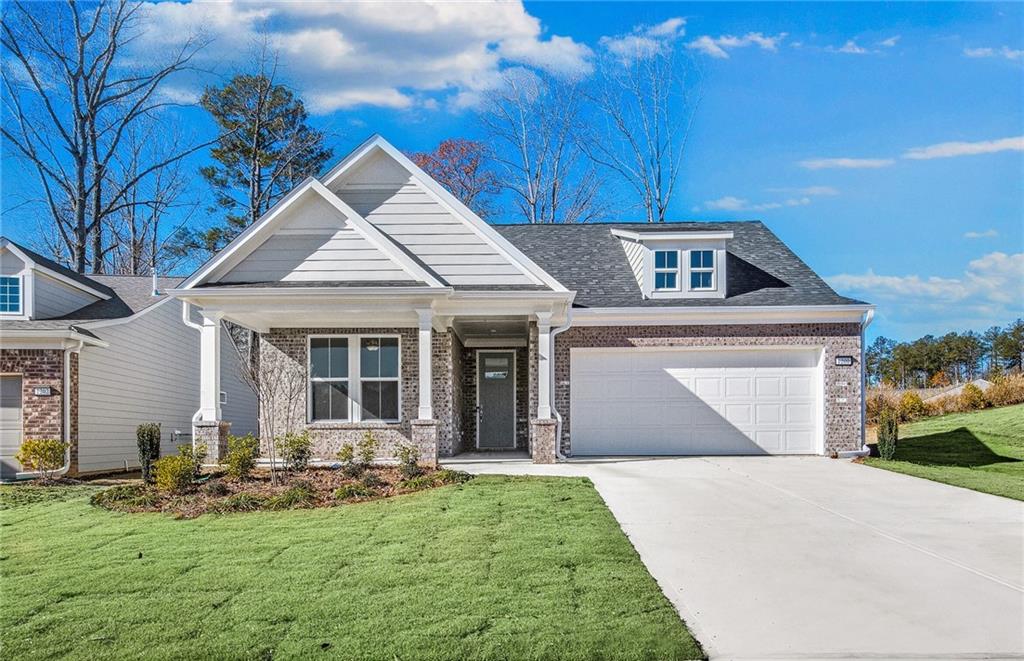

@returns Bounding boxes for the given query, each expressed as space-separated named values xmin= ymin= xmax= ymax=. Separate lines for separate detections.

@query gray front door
xmin=1 ymin=375 xmax=23 ymax=480
xmin=477 ymin=351 xmax=515 ymax=449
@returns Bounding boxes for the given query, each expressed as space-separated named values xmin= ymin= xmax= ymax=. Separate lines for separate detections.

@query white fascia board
xmin=610 ymin=229 xmax=735 ymax=242
xmin=1 ymin=239 xmax=110 ymax=300
xmin=570 ymin=304 xmax=874 ymax=326
xmin=0 ymin=329 xmax=108 ymax=348
xmin=167 ymin=286 xmax=450 ymax=301
xmin=322 ymin=135 xmax=568 ymax=293
xmin=76 ymin=295 xmax=176 ymax=330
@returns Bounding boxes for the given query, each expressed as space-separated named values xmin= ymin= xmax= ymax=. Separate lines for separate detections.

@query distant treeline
xmin=866 ymin=319 xmax=1023 ymax=388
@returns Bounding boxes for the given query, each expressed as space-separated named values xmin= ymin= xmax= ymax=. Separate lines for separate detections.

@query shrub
xmin=926 ymin=394 xmax=962 ymax=417
xmin=986 ymin=374 xmax=1024 ymax=407
xmin=361 ymin=472 xmax=386 ymax=489
xmin=960 ymin=383 xmax=988 ymax=410
xmin=897 ymin=392 xmax=928 ymax=421
xmin=217 ymin=492 xmax=266 ymax=512
xmin=136 ymin=423 xmax=161 ymax=484
xmin=225 ymin=434 xmax=260 ymax=481
xmin=865 ymin=389 xmax=898 ymax=425
xmin=334 ymin=483 xmax=376 ymax=500
xmin=336 ymin=442 xmax=362 ymax=477
xmin=266 ymin=480 xmax=315 ymax=510
xmin=14 ymin=438 xmax=68 ymax=481
xmin=278 ymin=431 xmax=312 ymax=472
xmin=399 ymin=475 xmax=436 ymax=491
xmin=395 ymin=443 xmax=422 ymax=479
xmin=90 ymin=484 xmax=159 ymax=510
xmin=154 ymin=454 xmax=196 ymax=493
xmin=177 ymin=443 xmax=207 ymax=478
xmin=877 ymin=407 xmax=899 ymax=461
xmin=356 ymin=431 xmax=378 ymax=467
xmin=433 ymin=469 xmax=472 ymax=485
xmin=202 ymin=480 xmax=229 ymax=497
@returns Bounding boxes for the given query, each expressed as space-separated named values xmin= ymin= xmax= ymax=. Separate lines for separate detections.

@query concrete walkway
xmin=447 ymin=456 xmax=1024 ymax=659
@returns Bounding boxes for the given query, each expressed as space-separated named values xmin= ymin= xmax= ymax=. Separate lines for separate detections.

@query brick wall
xmin=257 ymin=327 xmax=457 ymax=461
xmin=554 ymin=323 xmax=863 ymax=455
xmin=0 ymin=348 xmax=77 ymax=472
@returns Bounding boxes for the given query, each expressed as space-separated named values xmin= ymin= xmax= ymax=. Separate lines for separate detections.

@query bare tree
xmin=235 ymin=333 xmax=306 ymax=486
xmin=581 ymin=41 xmax=701 ymax=222
xmin=479 ymin=69 xmax=603 ymax=224
xmin=1 ymin=0 xmax=213 ymax=272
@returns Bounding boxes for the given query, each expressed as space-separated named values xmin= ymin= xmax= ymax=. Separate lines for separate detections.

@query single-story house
xmin=0 ymin=238 xmax=257 ymax=479
xmin=170 ymin=134 xmax=873 ymax=465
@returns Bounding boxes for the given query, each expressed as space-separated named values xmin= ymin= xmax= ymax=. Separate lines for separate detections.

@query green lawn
xmin=864 ymin=404 xmax=1024 ymax=501
xmin=0 ymin=475 xmax=702 ymax=660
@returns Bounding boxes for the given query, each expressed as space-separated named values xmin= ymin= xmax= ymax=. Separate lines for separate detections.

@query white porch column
xmin=199 ymin=312 xmax=223 ymax=422
xmin=536 ymin=312 xmax=552 ymax=419
xmin=417 ymin=308 xmax=433 ymax=420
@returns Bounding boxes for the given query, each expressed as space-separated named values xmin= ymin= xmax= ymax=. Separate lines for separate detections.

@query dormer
xmin=611 ymin=229 xmax=733 ymax=300
xmin=0 ymin=237 xmax=111 ymax=321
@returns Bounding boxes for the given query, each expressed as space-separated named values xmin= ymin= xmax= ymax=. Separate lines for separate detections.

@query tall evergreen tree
xmin=180 ymin=72 xmax=332 ymax=254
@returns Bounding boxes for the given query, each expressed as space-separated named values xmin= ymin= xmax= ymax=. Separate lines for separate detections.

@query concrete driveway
xmin=449 ymin=456 xmax=1024 ymax=659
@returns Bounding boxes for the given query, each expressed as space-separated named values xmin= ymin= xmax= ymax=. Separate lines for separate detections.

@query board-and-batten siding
xmin=332 ymin=152 xmax=534 ymax=286
xmin=33 ymin=273 xmax=100 ymax=319
xmin=218 ymin=191 xmax=415 ymax=284
xmin=77 ymin=300 xmax=257 ymax=473
xmin=620 ymin=239 xmax=645 ymax=292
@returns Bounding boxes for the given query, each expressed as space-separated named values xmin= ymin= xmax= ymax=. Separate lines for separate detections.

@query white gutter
xmin=549 ymin=310 xmax=573 ymax=461
xmin=14 ymin=340 xmax=83 ymax=480
xmin=859 ymin=308 xmax=876 ymax=453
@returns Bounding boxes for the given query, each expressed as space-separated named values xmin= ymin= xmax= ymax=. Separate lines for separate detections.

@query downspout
xmin=549 ymin=309 xmax=573 ymax=460
xmin=860 ymin=308 xmax=876 ymax=453
xmin=181 ymin=302 xmax=205 ymax=431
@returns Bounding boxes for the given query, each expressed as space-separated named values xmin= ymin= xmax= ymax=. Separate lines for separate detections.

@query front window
xmin=689 ymin=250 xmax=715 ymax=290
xmin=308 ymin=336 xmax=400 ymax=423
xmin=653 ymin=250 xmax=679 ymax=290
xmin=0 ymin=276 xmax=21 ymax=314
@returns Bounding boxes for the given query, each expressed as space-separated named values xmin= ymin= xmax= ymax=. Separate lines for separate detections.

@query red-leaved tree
xmin=409 ymin=139 xmax=500 ymax=219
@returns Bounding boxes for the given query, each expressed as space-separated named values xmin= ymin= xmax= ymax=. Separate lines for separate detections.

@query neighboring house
xmin=0 ymin=238 xmax=257 ymax=480
xmin=170 ymin=134 xmax=873 ymax=465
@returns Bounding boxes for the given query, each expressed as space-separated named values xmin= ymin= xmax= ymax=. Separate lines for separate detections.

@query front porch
xmin=179 ymin=288 xmax=567 ymax=466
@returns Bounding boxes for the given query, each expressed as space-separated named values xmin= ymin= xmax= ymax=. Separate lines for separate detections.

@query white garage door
xmin=570 ymin=348 xmax=822 ymax=456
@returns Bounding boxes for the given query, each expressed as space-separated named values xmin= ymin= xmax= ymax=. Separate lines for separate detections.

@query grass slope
xmin=865 ymin=404 xmax=1024 ymax=500
xmin=0 ymin=475 xmax=702 ymax=660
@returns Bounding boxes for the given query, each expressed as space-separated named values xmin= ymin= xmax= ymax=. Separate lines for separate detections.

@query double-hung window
xmin=653 ymin=250 xmax=679 ymax=291
xmin=689 ymin=250 xmax=715 ymax=290
xmin=309 ymin=336 xmax=400 ymax=423
xmin=0 ymin=276 xmax=21 ymax=314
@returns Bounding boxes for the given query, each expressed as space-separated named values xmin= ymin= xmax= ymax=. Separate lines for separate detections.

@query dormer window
xmin=653 ymin=250 xmax=679 ymax=291
xmin=0 ymin=275 xmax=21 ymax=314
xmin=689 ymin=250 xmax=715 ymax=291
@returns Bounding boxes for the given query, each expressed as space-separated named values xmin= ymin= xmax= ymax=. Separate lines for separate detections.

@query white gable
xmin=217 ymin=190 xmax=416 ymax=284
xmin=328 ymin=149 xmax=536 ymax=287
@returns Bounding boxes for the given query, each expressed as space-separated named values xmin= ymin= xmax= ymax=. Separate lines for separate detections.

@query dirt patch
xmin=89 ymin=467 xmax=472 ymax=518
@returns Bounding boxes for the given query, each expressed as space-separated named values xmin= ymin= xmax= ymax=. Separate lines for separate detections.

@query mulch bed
xmin=88 ymin=466 xmax=471 ymax=519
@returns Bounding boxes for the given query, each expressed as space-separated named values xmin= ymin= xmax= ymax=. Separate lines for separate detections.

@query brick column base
xmin=530 ymin=419 xmax=557 ymax=464
xmin=193 ymin=421 xmax=231 ymax=463
xmin=411 ymin=419 xmax=439 ymax=468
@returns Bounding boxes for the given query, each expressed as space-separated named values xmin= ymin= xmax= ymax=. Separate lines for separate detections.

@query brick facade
xmin=553 ymin=323 xmax=863 ymax=455
xmin=0 ymin=348 xmax=79 ymax=474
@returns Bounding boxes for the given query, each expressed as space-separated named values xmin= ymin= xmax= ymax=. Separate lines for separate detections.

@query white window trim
xmin=653 ymin=249 xmax=681 ymax=292
xmin=306 ymin=334 xmax=402 ymax=424
xmin=687 ymin=249 xmax=717 ymax=292
xmin=0 ymin=274 xmax=24 ymax=316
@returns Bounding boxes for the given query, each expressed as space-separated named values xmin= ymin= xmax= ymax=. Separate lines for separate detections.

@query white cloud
xmin=964 ymin=229 xmax=999 ymax=239
xmin=963 ymin=46 xmax=1023 ymax=61
xmin=686 ymin=32 xmax=786 ymax=59
xmin=878 ymin=36 xmax=900 ymax=48
xmin=902 ymin=136 xmax=1024 ymax=160
xmin=799 ymin=157 xmax=895 ymax=170
xmin=135 ymin=0 xmax=592 ymax=113
xmin=829 ymin=252 xmax=1024 ymax=314
xmin=828 ymin=40 xmax=869 ymax=55
xmin=701 ymin=195 xmax=811 ymax=212
xmin=599 ymin=17 xmax=686 ymax=59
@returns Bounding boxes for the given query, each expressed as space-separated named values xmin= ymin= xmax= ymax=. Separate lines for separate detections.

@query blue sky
xmin=1 ymin=1 xmax=1021 ymax=341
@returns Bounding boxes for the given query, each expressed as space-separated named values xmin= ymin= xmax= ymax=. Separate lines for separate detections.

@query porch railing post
xmin=417 ymin=308 xmax=433 ymax=420
xmin=536 ymin=312 xmax=552 ymax=419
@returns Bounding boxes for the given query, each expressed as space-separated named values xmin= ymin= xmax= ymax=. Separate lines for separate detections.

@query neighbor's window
xmin=653 ymin=250 xmax=679 ymax=290
xmin=360 ymin=338 xmax=399 ymax=421
xmin=689 ymin=250 xmax=715 ymax=290
xmin=0 ymin=276 xmax=21 ymax=314
xmin=310 ymin=337 xmax=350 ymax=421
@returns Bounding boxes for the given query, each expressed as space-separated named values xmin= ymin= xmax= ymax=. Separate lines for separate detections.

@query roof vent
xmin=151 ymin=271 xmax=160 ymax=297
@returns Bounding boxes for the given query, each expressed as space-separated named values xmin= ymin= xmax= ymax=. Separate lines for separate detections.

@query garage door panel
xmin=570 ymin=348 xmax=821 ymax=456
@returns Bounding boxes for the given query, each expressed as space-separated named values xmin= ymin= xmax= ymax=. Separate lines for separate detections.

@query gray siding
xmin=77 ymin=300 xmax=257 ymax=473
xmin=219 ymin=192 xmax=414 ymax=283
xmin=33 ymin=273 xmax=99 ymax=319
xmin=332 ymin=151 xmax=534 ymax=286
xmin=1 ymin=250 xmax=25 ymax=275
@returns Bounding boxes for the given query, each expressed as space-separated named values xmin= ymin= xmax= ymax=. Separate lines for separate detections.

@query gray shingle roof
xmin=494 ymin=221 xmax=867 ymax=308
xmin=5 ymin=239 xmax=116 ymax=297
